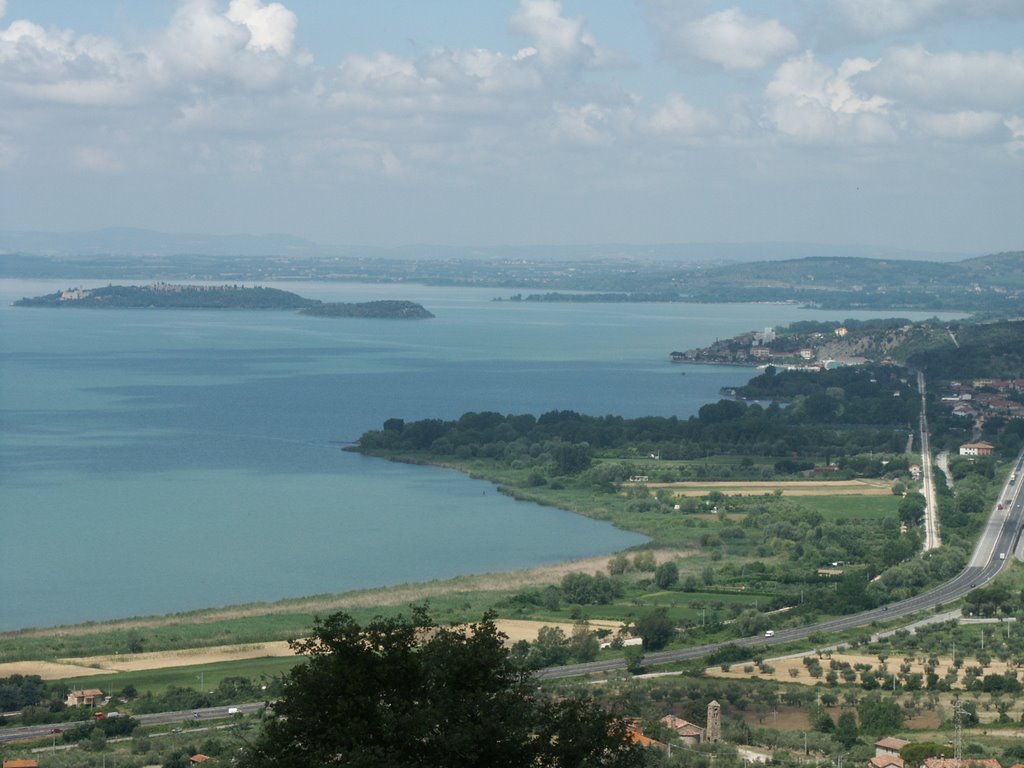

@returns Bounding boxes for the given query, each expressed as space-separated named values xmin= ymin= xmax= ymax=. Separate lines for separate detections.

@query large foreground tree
xmin=238 ymin=608 xmax=647 ymax=768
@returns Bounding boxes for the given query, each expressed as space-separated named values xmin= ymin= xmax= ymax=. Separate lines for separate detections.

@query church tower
xmin=707 ymin=700 xmax=721 ymax=742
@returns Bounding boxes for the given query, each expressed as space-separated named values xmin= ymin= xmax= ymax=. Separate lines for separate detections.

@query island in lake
xmin=15 ymin=283 xmax=434 ymax=319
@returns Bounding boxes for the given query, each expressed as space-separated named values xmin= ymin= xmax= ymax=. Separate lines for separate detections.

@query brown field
xmin=644 ymin=479 xmax=892 ymax=497
xmin=706 ymin=650 xmax=1019 ymax=692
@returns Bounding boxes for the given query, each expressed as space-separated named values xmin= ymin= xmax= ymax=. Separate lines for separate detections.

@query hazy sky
xmin=1 ymin=0 xmax=1022 ymax=252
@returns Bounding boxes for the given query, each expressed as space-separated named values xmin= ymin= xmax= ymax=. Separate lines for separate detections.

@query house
xmin=869 ymin=756 xmax=904 ymax=768
xmin=660 ymin=714 xmax=705 ymax=746
xmin=922 ymin=760 xmax=1001 ymax=768
xmin=190 ymin=756 xmax=213 ymax=765
xmin=959 ymin=441 xmax=994 ymax=457
xmin=624 ymin=719 xmax=666 ymax=750
xmin=66 ymin=688 xmax=104 ymax=707
xmin=875 ymin=737 xmax=909 ymax=758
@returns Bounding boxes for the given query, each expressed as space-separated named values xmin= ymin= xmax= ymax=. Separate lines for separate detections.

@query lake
xmin=0 ymin=278 xmax=957 ymax=630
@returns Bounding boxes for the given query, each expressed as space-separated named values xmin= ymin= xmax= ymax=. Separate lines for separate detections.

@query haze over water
xmin=0 ymin=279 xmax=957 ymax=630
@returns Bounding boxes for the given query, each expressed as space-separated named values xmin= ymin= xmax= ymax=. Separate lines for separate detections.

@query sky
xmin=1 ymin=0 xmax=1022 ymax=253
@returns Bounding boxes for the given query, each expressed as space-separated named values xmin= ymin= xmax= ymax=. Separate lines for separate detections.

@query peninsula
xmin=14 ymin=283 xmax=434 ymax=319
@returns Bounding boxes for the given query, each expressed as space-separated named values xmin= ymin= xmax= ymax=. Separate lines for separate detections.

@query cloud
xmin=509 ymin=0 xmax=608 ymax=70
xmin=859 ymin=45 xmax=1024 ymax=112
xmin=225 ymin=0 xmax=296 ymax=55
xmin=642 ymin=4 xmax=798 ymax=72
xmin=822 ymin=0 xmax=1024 ymax=38
xmin=644 ymin=93 xmax=718 ymax=136
xmin=676 ymin=9 xmax=799 ymax=71
xmin=912 ymin=110 xmax=1009 ymax=141
xmin=764 ymin=52 xmax=895 ymax=144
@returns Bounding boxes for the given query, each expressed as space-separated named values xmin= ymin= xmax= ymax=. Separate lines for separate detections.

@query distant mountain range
xmin=0 ymin=227 xmax=973 ymax=264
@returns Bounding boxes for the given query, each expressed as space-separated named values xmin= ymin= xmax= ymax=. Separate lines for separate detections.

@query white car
xmin=764 ymin=630 xmax=775 ymax=638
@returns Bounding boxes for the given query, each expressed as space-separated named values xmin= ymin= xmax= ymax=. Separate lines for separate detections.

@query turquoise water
xmin=0 ymin=279 xmax=958 ymax=630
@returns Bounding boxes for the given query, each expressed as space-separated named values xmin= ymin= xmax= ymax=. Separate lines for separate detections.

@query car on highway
xmin=764 ymin=630 xmax=775 ymax=638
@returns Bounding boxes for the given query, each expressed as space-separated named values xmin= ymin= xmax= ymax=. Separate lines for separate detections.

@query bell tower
xmin=707 ymin=700 xmax=721 ymax=742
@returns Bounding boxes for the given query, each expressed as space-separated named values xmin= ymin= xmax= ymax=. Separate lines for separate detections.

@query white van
xmin=764 ymin=630 xmax=775 ymax=638
xmin=999 ymin=552 xmax=1006 ymax=560
xmin=227 ymin=707 xmax=240 ymax=715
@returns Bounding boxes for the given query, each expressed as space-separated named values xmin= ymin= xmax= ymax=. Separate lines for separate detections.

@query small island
xmin=15 ymin=284 xmax=434 ymax=319
xmin=300 ymin=300 xmax=434 ymax=319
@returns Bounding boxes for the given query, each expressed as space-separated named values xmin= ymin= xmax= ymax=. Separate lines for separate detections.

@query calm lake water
xmin=0 ymin=278 xmax=957 ymax=630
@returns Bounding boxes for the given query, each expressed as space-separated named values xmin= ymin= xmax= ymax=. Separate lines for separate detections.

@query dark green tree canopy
xmin=239 ymin=608 xmax=647 ymax=768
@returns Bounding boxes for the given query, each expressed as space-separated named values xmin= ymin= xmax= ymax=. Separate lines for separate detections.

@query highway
xmin=540 ymin=447 xmax=1024 ymax=680
xmin=0 ymin=702 xmax=265 ymax=745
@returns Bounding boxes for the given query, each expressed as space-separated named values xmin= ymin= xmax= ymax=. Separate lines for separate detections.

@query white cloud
xmin=509 ymin=0 xmax=606 ymax=70
xmin=823 ymin=0 xmax=1024 ymax=38
xmin=641 ymin=3 xmax=797 ymax=72
xmin=913 ymin=110 xmax=1008 ymax=141
xmin=644 ymin=93 xmax=717 ymax=136
xmin=677 ymin=9 xmax=799 ymax=71
xmin=860 ymin=45 xmax=1024 ymax=112
xmin=764 ymin=52 xmax=895 ymax=144
xmin=225 ymin=0 xmax=296 ymax=55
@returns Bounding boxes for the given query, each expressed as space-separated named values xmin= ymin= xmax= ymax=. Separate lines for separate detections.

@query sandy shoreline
xmin=3 ymin=549 xmax=684 ymax=642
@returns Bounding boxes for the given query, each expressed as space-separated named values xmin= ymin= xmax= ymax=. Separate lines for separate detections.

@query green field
xmin=56 ymin=656 xmax=302 ymax=697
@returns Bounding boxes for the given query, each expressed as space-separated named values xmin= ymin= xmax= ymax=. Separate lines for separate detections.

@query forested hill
xmin=906 ymin=319 xmax=1024 ymax=380
xmin=514 ymin=251 xmax=1023 ymax=311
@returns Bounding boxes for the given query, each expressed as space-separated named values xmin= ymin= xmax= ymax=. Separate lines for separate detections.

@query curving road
xmin=540 ymin=448 xmax=1024 ymax=680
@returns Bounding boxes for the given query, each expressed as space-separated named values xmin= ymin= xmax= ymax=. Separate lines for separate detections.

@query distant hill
xmin=0 ymin=227 xmax=972 ymax=263
xmin=0 ymin=227 xmax=320 ymax=258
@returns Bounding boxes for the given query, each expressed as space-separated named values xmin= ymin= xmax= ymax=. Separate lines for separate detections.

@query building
xmin=66 ymin=688 xmax=104 ymax=708
xmin=869 ymin=756 xmax=904 ymax=768
xmin=959 ymin=441 xmax=994 ymax=457
xmin=875 ymin=737 xmax=909 ymax=758
xmin=660 ymin=714 xmax=706 ymax=747
xmin=922 ymin=759 xmax=1001 ymax=768
xmin=3 ymin=761 xmax=40 ymax=768
xmin=706 ymin=700 xmax=721 ymax=743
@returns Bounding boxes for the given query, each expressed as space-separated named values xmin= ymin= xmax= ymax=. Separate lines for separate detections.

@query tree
xmin=857 ymin=693 xmax=904 ymax=735
xmin=835 ymin=710 xmax=859 ymax=748
xmin=634 ymin=608 xmax=675 ymax=651
xmin=238 ymin=608 xmax=647 ymax=768
xmin=654 ymin=561 xmax=679 ymax=589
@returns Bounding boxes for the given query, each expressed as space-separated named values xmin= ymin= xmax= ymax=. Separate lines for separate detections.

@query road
xmin=540 ymin=447 xmax=1024 ymax=680
xmin=0 ymin=702 xmax=265 ymax=745
xmin=918 ymin=371 xmax=942 ymax=550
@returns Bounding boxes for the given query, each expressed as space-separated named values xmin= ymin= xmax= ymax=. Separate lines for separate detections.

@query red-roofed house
xmin=923 ymin=759 xmax=1001 ymax=768
xmin=959 ymin=441 xmax=994 ymax=457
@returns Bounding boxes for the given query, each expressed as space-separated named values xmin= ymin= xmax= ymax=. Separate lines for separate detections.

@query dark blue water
xmin=0 ymin=279 xmax=957 ymax=630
